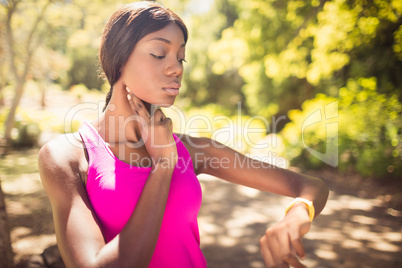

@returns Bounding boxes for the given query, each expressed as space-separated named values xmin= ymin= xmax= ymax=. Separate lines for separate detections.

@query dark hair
xmin=99 ymin=1 xmax=188 ymax=111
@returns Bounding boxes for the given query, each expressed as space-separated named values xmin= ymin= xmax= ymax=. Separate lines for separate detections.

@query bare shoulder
xmin=38 ymin=132 xmax=87 ymax=192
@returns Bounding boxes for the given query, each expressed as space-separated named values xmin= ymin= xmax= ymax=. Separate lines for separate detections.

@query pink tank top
xmin=78 ymin=121 xmax=207 ymax=268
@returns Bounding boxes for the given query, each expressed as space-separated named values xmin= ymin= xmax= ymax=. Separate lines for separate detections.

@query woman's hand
xmin=126 ymin=87 xmax=177 ymax=170
xmin=260 ymin=203 xmax=311 ymax=268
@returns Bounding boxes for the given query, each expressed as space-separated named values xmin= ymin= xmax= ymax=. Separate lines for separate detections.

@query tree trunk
xmin=3 ymin=0 xmax=51 ymax=145
xmin=4 ymin=78 xmax=25 ymax=143
xmin=0 ymin=87 xmax=4 ymax=108
xmin=0 ymin=179 xmax=14 ymax=268
xmin=40 ymin=77 xmax=47 ymax=110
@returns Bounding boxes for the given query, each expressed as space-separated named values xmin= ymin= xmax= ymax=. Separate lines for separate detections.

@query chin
xmin=152 ymin=99 xmax=176 ymax=108
xmin=158 ymin=103 xmax=174 ymax=108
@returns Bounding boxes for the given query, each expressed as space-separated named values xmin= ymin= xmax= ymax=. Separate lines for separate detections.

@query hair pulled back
xmin=99 ymin=1 xmax=188 ymax=111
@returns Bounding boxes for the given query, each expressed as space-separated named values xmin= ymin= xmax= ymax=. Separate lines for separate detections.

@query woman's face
xmin=120 ymin=23 xmax=186 ymax=107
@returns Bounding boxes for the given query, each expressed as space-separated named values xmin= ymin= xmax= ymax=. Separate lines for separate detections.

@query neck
xmin=93 ymin=84 xmax=146 ymax=145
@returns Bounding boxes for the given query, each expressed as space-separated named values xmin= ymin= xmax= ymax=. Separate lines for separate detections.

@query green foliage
xmin=184 ymin=0 xmax=402 ymax=118
xmin=1 ymin=0 xmax=401 ymax=179
xmin=181 ymin=0 xmax=246 ymax=112
xmin=338 ymin=77 xmax=402 ymax=177
xmin=179 ymin=0 xmax=402 ymax=179
xmin=282 ymin=77 xmax=402 ymax=178
xmin=281 ymin=93 xmax=338 ymax=169
xmin=67 ymin=46 xmax=101 ymax=90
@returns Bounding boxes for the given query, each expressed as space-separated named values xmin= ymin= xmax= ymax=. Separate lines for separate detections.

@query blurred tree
xmin=185 ymin=0 xmax=402 ymax=127
xmin=180 ymin=0 xmax=247 ymax=113
xmin=64 ymin=0 xmax=111 ymax=90
xmin=180 ymin=0 xmax=402 ymax=177
xmin=31 ymin=48 xmax=70 ymax=109
xmin=1 ymin=0 xmax=54 ymax=144
xmin=0 ymin=0 xmax=192 ymax=145
xmin=282 ymin=77 xmax=402 ymax=178
xmin=0 ymin=20 xmax=7 ymax=108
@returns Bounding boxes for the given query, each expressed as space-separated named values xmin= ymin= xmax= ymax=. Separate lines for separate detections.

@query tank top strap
xmin=173 ymin=133 xmax=195 ymax=171
xmin=78 ymin=121 xmax=108 ymax=154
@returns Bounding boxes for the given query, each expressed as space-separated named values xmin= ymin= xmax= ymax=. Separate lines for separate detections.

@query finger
xmin=125 ymin=87 xmax=138 ymax=110
xmin=272 ymin=229 xmax=290 ymax=266
xmin=272 ymin=227 xmax=299 ymax=268
xmin=260 ymin=236 xmax=274 ymax=267
xmin=127 ymin=89 xmax=150 ymax=119
xmin=127 ymin=90 xmax=143 ymax=109
xmin=281 ymin=236 xmax=305 ymax=268
xmin=282 ymin=253 xmax=306 ymax=268
xmin=290 ymin=237 xmax=305 ymax=260
xmin=153 ymin=108 xmax=166 ymax=122
xmin=126 ymin=88 xmax=142 ymax=106
xmin=126 ymin=93 xmax=138 ymax=114
xmin=289 ymin=221 xmax=310 ymax=260
xmin=164 ymin=117 xmax=173 ymax=131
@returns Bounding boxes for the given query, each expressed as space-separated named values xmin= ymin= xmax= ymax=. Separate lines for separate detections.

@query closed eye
xmin=151 ymin=54 xmax=186 ymax=64
xmin=151 ymin=54 xmax=165 ymax=60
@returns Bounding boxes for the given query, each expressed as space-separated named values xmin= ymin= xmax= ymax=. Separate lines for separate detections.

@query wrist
xmin=150 ymin=159 xmax=176 ymax=175
xmin=284 ymin=197 xmax=315 ymax=222
xmin=151 ymin=153 xmax=177 ymax=168
xmin=286 ymin=202 xmax=310 ymax=220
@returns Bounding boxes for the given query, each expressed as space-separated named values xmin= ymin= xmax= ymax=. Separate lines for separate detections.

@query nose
xmin=165 ymin=58 xmax=183 ymax=78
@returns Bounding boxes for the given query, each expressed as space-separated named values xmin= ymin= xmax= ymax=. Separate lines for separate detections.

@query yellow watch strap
xmin=284 ymin=197 xmax=315 ymax=222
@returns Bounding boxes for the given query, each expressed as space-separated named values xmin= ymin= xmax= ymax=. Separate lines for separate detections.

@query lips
xmin=163 ymin=82 xmax=181 ymax=96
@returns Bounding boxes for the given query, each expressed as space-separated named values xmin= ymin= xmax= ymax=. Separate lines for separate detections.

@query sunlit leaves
xmin=282 ymin=76 xmax=402 ymax=176
xmin=393 ymin=25 xmax=402 ymax=60
xmin=209 ymin=28 xmax=249 ymax=75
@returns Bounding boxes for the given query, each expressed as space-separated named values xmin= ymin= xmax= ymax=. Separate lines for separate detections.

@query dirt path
xmin=198 ymin=172 xmax=402 ymax=268
xmin=1 ymin=149 xmax=401 ymax=267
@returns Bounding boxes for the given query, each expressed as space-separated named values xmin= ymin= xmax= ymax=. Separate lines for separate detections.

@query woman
xmin=38 ymin=2 xmax=329 ymax=268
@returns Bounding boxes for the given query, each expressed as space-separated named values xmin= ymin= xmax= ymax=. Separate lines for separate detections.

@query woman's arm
xmin=39 ymin=134 xmax=175 ymax=268
xmin=183 ymin=136 xmax=329 ymax=268
xmin=185 ymin=136 xmax=328 ymax=213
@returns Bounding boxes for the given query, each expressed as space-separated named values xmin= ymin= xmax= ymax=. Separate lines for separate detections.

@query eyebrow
xmin=148 ymin=37 xmax=186 ymax=47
